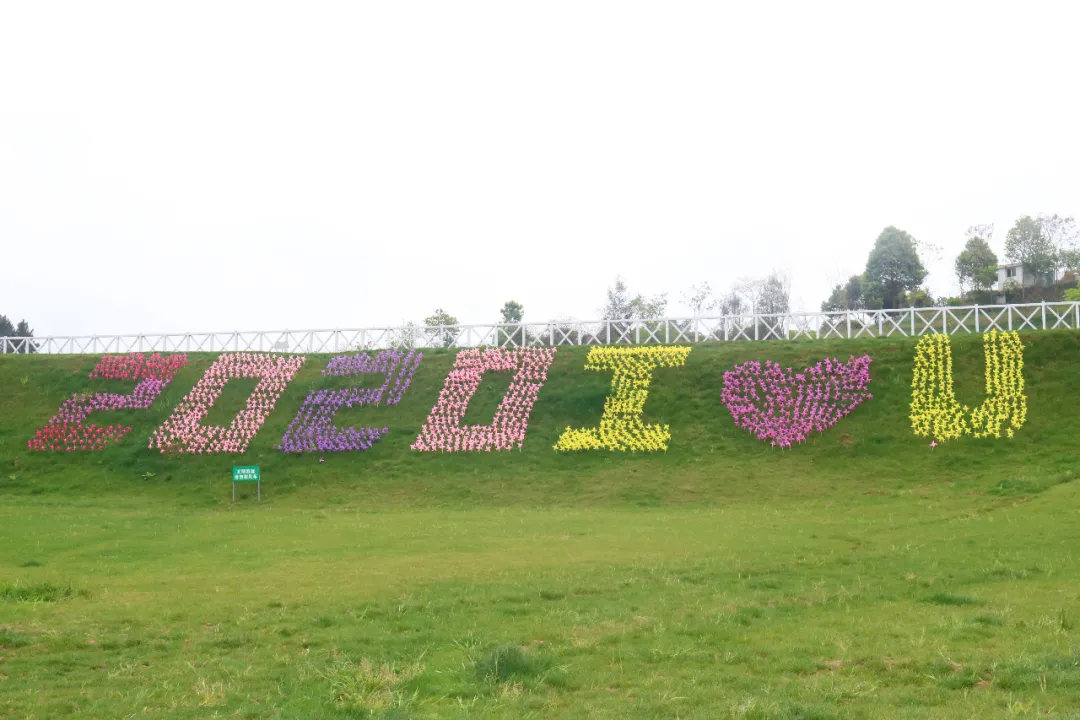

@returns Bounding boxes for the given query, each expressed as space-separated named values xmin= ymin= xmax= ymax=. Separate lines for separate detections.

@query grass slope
xmin=2 ymin=332 xmax=1079 ymax=507
xmin=1 ymin=334 xmax=1079 ymax=718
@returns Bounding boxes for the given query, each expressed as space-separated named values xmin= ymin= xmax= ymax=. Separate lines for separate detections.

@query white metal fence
xmin=2 ymin=301 xmax=1079 ymax=355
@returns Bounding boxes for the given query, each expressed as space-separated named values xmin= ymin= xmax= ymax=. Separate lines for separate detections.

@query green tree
xmin=756 ymin=272 xmax=790 ymax=316
xmin=1038 ymin=214 xmax=1080 ymax=271
xmin=1 ymin=315 xmax=36 ymax=353
xmin=600 ymin=276 xmax=667 ymax=343
xmin=864 ymin=227 xmax=928 ymax=309
xmin=497 ymin=300 xmax=528 ymax=346
xmin=499 ymin=301 xmax=524 ymax=324
xmin=1004 ymin=216 xmax=1057 ymax=299
xmin=954 ymin=236 xmax=999 ymax=294
xmin=821 ymin=274 xmax=884 ymax=313
xmin=423 ymin=308 xmax=460 ymax=348
xmin=821 ymin=275 xmax=865 ymax=312
xmin=902 ymin=288 xmax=935 ymax=308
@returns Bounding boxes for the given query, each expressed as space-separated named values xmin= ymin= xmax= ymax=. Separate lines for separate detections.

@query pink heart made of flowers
xmin=721 ymin=356 xmax=873 ymax=448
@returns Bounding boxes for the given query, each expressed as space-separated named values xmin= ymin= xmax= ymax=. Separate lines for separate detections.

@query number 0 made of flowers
xmin=910 ymin=330 xmax=1027 ymax=443
xmin=554 ymin=346 xmax=691 ymax=452
xmin=412 ymin=347 xmax=556 ymax=452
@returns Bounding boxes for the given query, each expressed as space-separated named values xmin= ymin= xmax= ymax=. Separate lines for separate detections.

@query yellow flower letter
xmin=910 ymin=330 xmax=1026 ymax=443
xmin=554 ymin=346 xmax=691 ymax=452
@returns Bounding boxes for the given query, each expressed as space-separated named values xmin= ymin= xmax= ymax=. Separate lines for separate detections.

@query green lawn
xmin=3 ymin=490 xmax=1080 ymax=718
xmin=2 ymin=334 xmax=1080 ymax=717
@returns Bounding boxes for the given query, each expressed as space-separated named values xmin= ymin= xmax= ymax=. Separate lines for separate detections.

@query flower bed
xmin=412 ymin=347 xmax=556 ymax=452
xmin=554 ymin=346 xmax=690 ymax=452
xmin=721 ymin=356 xmax=873 ymax=448
xmin=279 ymin=349 xmax=422 ymax=453
xmin=150 ymin=352 xmax=305 ymax=454
xmin=28 ymin=353 xmax=188 ymax=452
xmin=911 ymin=330 xmax=1026 ymax=443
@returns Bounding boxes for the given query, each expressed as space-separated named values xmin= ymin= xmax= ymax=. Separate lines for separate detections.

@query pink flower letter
xmin=150 ymin=352 xmax=305 ymax=454
xmin=412 ymin=347 xmax=556 ymax=452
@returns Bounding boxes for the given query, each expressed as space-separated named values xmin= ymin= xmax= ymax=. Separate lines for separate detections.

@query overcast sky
xmin=2 ymin=2 xmax=1079 ymax=337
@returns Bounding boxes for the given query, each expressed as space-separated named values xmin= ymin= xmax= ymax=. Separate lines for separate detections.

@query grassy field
xmin=2 ymin=334 xmax=1080 ymax=718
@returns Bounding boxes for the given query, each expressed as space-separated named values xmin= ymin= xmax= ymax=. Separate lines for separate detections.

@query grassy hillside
xmin=2 ymin=334 xmax=1080 ymax=718
xmin=2 ymin=331 xmax=1080 ymax=507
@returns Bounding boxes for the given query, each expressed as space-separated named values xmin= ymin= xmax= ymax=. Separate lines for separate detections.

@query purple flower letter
xmin=278 ymin=349 xmax=422 ymax=453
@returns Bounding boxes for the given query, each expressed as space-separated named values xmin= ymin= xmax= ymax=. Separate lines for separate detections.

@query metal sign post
xmin=231 ymin=465 xmax=261 ymax=502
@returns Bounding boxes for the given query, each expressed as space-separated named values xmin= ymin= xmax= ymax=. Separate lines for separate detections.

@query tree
xmin=1004 ymin=216 xmax=1057 ymax=298
xmin=864 ymin=226 xmax=928 ymax=309
xmin=723 ymin=272 xmax=791 ymax=339
xmin=954 ymin=235 xmax=999 ymax=294
xmin=1038 ymin=213 xmax=1080 ymax=271
xmin=600 ymin=276 xmax=667 ymax=321
xmin=498 ymin=300 xmax=528 ymax=346
xmin=499 ymin=301 xmax=524 ymax=324
xmin=744 ymin=272 xmax=790 ymax=338
xmin=600 ymin=276 xmax=667 ymax=342
xmin=902 ymin=288 xmax=935 ymax=308
xmin=757 ymin=272 xmax=791 ymax=316
xmin=389 ymin=321 xmax=421 ymax=350
xmin=717 ymin=290 xmax=747 ymax=316
xmin=821 ymin=275 xmax=865 ymax=312
xmin=423 ymin=308 xmax=460 ymax=348
xmin=1 ymin=315 xmax=35 ymax=353
xmin=680 ymin=282 xmax=715 ymax=318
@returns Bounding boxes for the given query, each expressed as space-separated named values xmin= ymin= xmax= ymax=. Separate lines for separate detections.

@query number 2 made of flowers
xmin=910 ymin=330 xmax=1027 ymax=443
xmin=412 ymin=347 xmax=556 ymax=452
xmin=554 ymin=345 xmax=691 ymax=453
xmin=278 ymin=349 xmax=423 ymax=453
xmin=27 ymin=353 xmax=189 ymax=452
xmin=149 ymin=352 xmax=305 ymax=454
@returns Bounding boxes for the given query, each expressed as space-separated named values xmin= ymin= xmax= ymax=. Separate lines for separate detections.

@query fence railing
xmin=2 ymin=301 xmax=1079 ymax=355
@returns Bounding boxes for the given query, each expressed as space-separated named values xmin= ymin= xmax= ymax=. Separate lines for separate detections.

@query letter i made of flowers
xmin=554 ymin=345 xmax=691 ymax=452
xmin=910 ymin=330 xmax=1027 ymax=444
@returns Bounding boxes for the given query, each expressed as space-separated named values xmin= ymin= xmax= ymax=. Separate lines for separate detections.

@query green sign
xmin=232 ymin=466 xmax=260 ymax=482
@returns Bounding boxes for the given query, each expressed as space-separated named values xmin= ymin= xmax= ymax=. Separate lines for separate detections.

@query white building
xmin=996 ymin=262 xmax=1059 ymax=292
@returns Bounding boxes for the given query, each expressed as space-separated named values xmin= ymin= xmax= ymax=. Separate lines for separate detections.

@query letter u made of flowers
xmin=278 ymin=349 xmax=422 ymax=453
xmin=28 ymin=353 xmax=189 ymax=452
xmin=910 ymin=330 xmax=1026 ymax=443
xmin=554 ymin=345 xmax=691 ymax=452
xmin=150 ymin=352 xmax=305 ymax=454
xmin=412 ymin=347 xmax=556 ymax=452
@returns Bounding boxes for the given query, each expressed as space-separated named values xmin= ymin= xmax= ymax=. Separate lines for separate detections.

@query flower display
xmin=279 ymin=349 xmax=422 ymax=453
xmin=27 ymin=353 xmax=188 ymax=452
xmin=412 ymin=347 xmax=556 ymax=452
xmin=150 ymin=352 xmax=305 ymax=454
xmin=910 ymin=330 xmax=1026 ymax=443
xmin=721 ymin=356 xmax=873 ymax=448
xmin=554 ymin=346 xmax=690 ymax=452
